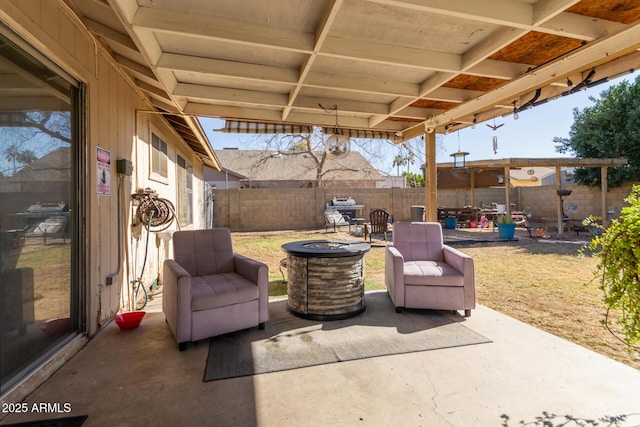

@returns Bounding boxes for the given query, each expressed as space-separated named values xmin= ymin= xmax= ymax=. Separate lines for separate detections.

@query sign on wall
xmin=96 ymin=147 xmax=111 ymax=195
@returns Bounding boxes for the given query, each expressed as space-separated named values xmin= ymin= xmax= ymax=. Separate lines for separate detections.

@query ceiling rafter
xmin=131 ymin=6 xmax=315 ymax=53
xmin=87 ymin=0 xmax=640 ymax=144
xmin=282 ymin=0 xmax=343 ymax=121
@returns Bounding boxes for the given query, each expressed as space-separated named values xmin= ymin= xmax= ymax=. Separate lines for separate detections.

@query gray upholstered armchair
xmin=385 ymin=222 xmax=475 ymax=317
xmin=163 ymin=228 xmax=269 ymax=351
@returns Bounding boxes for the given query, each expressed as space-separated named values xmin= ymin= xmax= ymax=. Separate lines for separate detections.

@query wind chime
xmin=486 ymin=119 xmax=504 ymax=155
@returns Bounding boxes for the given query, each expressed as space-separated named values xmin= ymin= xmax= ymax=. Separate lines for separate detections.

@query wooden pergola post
xmin=601 ymin=166 xmax=608 ymax=226
xmin=556 ymin=166 xmax=563 ymax=234
xmin=425 ymin=130 xmax=438 ymax=221
xmin=504 ymin=166 xmax=511 ymax=213
xmin=470 ymin=169 xmax=476 ymax=209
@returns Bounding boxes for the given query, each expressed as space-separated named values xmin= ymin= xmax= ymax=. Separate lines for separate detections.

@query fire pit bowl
xmin=282 ymin=240 xmax=371 ymax=320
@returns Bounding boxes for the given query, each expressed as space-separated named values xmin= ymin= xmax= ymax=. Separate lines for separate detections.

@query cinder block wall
xmin=213 ymin=187 xmax=426 ymax=231
xmin=212 ymin=183 xmax=637 ymax=231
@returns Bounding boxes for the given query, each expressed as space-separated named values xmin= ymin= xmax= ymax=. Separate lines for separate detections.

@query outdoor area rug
xmin=204 ymin=291 xmax=491 ymax=381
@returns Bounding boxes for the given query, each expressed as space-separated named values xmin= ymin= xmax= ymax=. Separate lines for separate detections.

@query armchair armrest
xmin=385 ymin=245 xmax=405 ymax=308
xmin=234 ymin=254 xmax=269 ymax=323
xmin=443 ymin=245 xmax=473 ymax=276
xmin=234 ymin=254 xmax=268 ymax=285
xmin=443 ymin=245 xmax=475 ymax=310
xmin=163 ymin=259 xmax=193 ymax=344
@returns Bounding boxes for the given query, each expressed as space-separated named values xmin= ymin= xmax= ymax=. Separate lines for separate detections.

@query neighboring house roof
xmin=214 ymin=150 xmax=383 ymax=183
xmin=8 ymin=147 xmax=71 ymax=182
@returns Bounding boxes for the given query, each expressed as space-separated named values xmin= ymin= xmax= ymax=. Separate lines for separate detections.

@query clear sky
xmin=199 ymin=70 xmax=638 ymax=176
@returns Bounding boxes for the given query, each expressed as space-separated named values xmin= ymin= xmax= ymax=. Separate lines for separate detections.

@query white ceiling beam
xmin=283 ymin=0 xmax=343 ymax=121
xmin=369 ymin=0 xmax=586 ymax=38
xmin=465 ymin=59 xmax=533 ymax=79
xmin=83 ymin=17 xmax=139 ymax=52
xmin=156 ymin=53 xmax=299 ymax=84
xmin=531 ymin=0 xmax=581 ymax=26
xmin=370 ymin=71 xmax=455 ymax=127
xmin=135 ymin=79 xmax=171 ymax=101
xmin=428 ymin=87 xmax=485 ymax=103
xmin=365 ymin=0 xmax=533 ymax=28
xmin=186 ymin=103 xmax=294 ymax=122
xmin=131 ymin=6 xmax=314 ymax=53
xmin=173 ymin=83 xmax=289 ymax=108
xmin=394 ymin=106 xmax=445 ymax=120
xmin=538 ymin=13 xmax=626 ymax=41
xmin=321 ymin=36 xmax=461 ymax=72
xmin=293 ymin=95 xmax=388 ymax=115
xmin=114 ymin=54 xmax=156 ymax=80
xmin=461 ymin=26 xmax=528 ymax=71
xmin=305 ymin=71 xmax=419 ymax=97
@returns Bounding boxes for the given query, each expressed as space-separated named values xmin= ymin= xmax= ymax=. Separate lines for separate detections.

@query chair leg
xmin=178 ymin=342 xmax=187 ymax=352
xmin=259 ymin=322 xmax=265 ymax=330
xmin=464 ymin=309 xmax=471 ymax=317
xmin=395 ymin=307 xmax=403 ymax=313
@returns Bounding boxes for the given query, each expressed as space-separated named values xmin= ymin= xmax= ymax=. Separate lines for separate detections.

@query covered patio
xmin=2 ymin=290 xmax=639 ymax=426
xmin=2 ymin=1 xmax=640 ymax=424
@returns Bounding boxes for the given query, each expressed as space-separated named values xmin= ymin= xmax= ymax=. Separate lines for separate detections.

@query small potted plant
xmin=496 ymin=213 xmax=516 ymax=239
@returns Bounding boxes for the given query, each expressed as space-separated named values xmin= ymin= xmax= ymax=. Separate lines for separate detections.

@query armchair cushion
xmin=403 ymin=261 xmax=464 ymax=286
xmin=191 ymin=273 xmax=260 ymax=311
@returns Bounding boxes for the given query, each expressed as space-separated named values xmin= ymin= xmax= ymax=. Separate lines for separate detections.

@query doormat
xmin=204 ymin=291 xmax=490 ymax=381
xmin=2 ymin=415 xmax=88 ymax=427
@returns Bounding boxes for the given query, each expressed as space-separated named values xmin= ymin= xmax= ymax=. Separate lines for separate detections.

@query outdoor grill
xmin=326 ymin=197 xmax=364 ymax=221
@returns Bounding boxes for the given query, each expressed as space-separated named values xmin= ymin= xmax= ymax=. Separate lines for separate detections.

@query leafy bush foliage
xmin=585 ymin=185 xmax=640 ymax=351
xmin=554 ymin=75 xmax=640 ymax=188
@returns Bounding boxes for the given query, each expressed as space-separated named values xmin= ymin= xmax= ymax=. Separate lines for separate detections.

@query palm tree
xmin=5 ymin=144 xmax=21 ymax=175
xmin=405 ymin=150 xmax=416 ymax=174
xmin=4 ymin=145 xmax=37 ymax=175
xmin=392 ymin=154 xmax=405 ymax=176
xmin=18 ymin=149 xmax=37 ymax=168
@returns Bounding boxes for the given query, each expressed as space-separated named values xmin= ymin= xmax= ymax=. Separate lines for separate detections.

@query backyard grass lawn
xmin=232 ymin=229 xmax=639 ymax=370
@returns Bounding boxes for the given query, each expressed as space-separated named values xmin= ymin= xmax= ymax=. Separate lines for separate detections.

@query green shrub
xmin=585 ymin=185 xmax=640 ymax=352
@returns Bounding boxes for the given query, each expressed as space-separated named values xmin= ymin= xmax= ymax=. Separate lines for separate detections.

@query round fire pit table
xmin=282 ymin=240 xmax=371 ymax=320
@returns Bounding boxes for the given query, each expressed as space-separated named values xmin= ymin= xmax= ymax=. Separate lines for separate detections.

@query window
xmin=176 ymin=154 xmax=193 ymax=226
xmin=151 ymin=132 xmax=167 ymax=179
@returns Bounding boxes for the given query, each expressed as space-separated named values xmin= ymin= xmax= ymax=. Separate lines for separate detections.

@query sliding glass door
xmin=0 ymin=31 xmax=83 ymax=394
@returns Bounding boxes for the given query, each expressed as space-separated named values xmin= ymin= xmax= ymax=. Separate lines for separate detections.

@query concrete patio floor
xmin=1 ymin=287 xmax=639 ymax=427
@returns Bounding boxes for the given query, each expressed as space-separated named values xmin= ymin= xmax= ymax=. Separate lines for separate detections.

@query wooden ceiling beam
xmin=131 ymin=6 xmax=314 ymax=53
xmin=283 ymin=0 xmax=343 ymax=121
